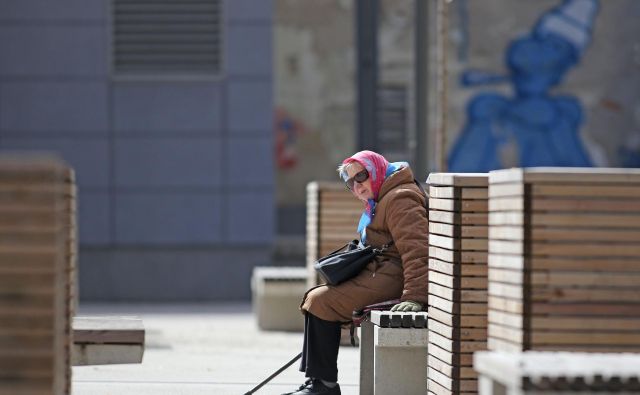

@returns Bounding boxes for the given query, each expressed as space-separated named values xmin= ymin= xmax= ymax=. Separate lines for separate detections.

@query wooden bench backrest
xmin=306 ymin=181 xmax=362 ymax=287
xmin=0 ymin=155 xmax=73 ymax=395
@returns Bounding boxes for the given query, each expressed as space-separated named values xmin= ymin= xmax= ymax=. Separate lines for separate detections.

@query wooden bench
xmin=358 ymin=311 xmax=429 ymax=395
xmin=306 ymin=181 xmax=362 ymax=289
xmin=72 ymin=316 xmax=145 ymax=366
xmin=474 ymin=351 xmax=640 ymax=394
xmin=0 ymin=156 xmax=73 ymax=394
xmin=306 ymin=181 xmax=363 ymax=343
xmin=487 ymin=168 xmax=640 ymax=353
xmin=427 ymin=173 xmax=489 ymax=395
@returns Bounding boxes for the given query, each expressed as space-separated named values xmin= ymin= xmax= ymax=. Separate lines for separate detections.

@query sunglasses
xmin=344 ymin=169 xmax=369 ymax=190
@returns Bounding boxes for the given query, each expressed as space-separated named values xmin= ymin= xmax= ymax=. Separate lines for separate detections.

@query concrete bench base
xmin=359 ymin=311 xmax=429 ymax=395
xmin=72 ymin=344 xmax=144 ymax=366
xmin=251 ymin=267 xmax=307 ymax=332
xmin=72 ymin=316 xmax=145 ymax=366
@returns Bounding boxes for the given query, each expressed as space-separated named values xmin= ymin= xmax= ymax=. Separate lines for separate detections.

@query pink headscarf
xmin=342 ymin=150 xmax=389 ymax=201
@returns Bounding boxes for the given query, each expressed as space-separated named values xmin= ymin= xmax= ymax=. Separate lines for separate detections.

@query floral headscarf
xmin=341 ymin=150 xmax=389 ymax=201
xmin=341 ymin=150 xmax=407 ymax=243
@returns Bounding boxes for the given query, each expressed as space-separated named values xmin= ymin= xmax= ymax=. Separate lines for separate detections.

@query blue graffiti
xmin=448 ymin=0 xmax=598 ymax=172
xmin=620 ymin=146 xmax=640 ymax=168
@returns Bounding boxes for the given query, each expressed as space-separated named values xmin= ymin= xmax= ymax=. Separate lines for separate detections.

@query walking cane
xmin=244 ymin=352 xmax=302 ymax=395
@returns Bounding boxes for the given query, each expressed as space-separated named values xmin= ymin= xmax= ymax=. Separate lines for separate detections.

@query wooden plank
xmin=489 ymin=226 xmax=640 ymax=242
xmin=429 ymin=222 xmax=488 ymax=239
xmin=429 ymin=246 xmax=488 ymax=264
xmin=0 ymin=292 xmax=55 ymax=310
xmin=488 ymin=254 xmax=640 ymax=272
xmin=530 ymin=331 xmax=640 ymax=346
xmin=487 ymin=295 xmax=523 ymax=314
xmin=530 ymin=271 xmax=640 ymax=288
xmin=428 ymin=341 xmax=474 ymax=366
xmin=429 ymin=331 xmax=487 ymax=353
xmin=531 ymin=344 xmax=640 ymax=352
xmin=428 ymin=258 xmax=487 ymax=277
xmin=427 ymin=173 xmax=488 ymax=187
xmin=489 ymin=183 xmax=525 ymax=198
xmin=430 ymin=210 xmax=488 ymax=225
xmin=428 ymin=306 xmax=487 ymax=328
xmin=487 ymin=336 xmax=523 ymax=352
xmin=487 ymin=323 xmax=523 ymax=344
xmin=489 ymin=167 xmax=640 ymax=185
xmin=430 ymin=271 xmax=488 ymax=290
xmin=488 ymin=310 xmax=523 ymax=330
xmin=429 ymin=198 xmax=488 ymax=213
xmin=428 ymin=185 xmax=488 ymax=200
xmin=428 ymin=354 xmax=477 ymax=379
xmin=531 ymin=184 xmax=640 ymax=198
xmin=532 ymin=303 xmax=640 ymax=316
xmin=428 ymin=318 xmax=487 ymax=341
xmin=487 ymin=267 xmax=525 ymax=285
xmin=0 ymin=273 xmax=56 ymax=290
xmin=490 ymin=295 xmax=640 ymax=316
xmin=311 ymin=206 xmax=362 ymax=217
xmin=0 ymin=212 xmax=60 ymax=228
xmin=0 ymin=313 xmax=55 ymax=331
xmin=429 ymin=282 xmax=487 ymax=303
xmin=488 ymin=282 xmax=522 ymax=300
xmin=530 ymin=316 xmax=640 ymax=332
xmin=429 ymin=294 xmax=487 ymax=315
xmin=489 ymin=197 xmax=524 ymax=212
xmin=72 ymin=317 xmax=144 ymax=345
xmin=491 ymin=196 xmax=640 ymax=214
xmin=427 ymin=378 xmax=479 ymax=395
xmin=489 ymin=267 xmax=640 ymax=290
xmin=488 ymin=212 xmax=524 ymax=226
xmin=318 ymin=217 xmax=360 ymax=227
xmin=491 ymin=182 xmax=640 ymax=199
xmin=530 ymin=228 xmax=640 ymax=242
xmin=531 ymin=197 xmax=640 ymax=212
xmin=490 ymin=239 xmax=640 ymax=257
xmin=429 ymin=234 xmax=488 ymax=251
xmin=428 ymin=366 xmax=478 ymax=392
xmin=530 ymin=287 xmax=640 ymax=303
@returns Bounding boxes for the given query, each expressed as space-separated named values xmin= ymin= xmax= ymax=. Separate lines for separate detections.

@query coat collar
xmin=377 ymin=165 xmax=415 ymax=202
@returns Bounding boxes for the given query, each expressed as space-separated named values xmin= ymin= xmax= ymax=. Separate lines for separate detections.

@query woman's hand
xmin=390 ymin=300 xmax=423 ymax=312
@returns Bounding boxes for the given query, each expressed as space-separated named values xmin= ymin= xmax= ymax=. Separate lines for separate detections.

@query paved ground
xmin=73 ymin=303 xmax=360 ymax=395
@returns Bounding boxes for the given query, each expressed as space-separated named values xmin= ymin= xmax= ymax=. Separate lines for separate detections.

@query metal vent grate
xmin=377 ymin=84 xmax=409 ymax=153
xmin=112 ymin=0 xmax=222 ymax=77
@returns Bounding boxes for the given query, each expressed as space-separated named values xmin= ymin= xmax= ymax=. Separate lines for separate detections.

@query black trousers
xmin=299 ymin=312 xmax=342 ymax=382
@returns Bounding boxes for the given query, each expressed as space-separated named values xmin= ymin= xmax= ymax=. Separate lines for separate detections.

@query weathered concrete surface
xmin=72 ymin=302 xmax=359 ymax=395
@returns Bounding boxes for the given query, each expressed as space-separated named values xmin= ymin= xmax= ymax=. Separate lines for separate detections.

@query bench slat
xmin=73 ymin=316 xmax=144 ymax=345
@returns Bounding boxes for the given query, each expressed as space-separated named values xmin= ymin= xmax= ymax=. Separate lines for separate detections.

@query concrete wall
xmin=274 ymin=0 xmax=418 ymax=237
xmin=274 ymin=0 xmax=639 ymax=201
xmin=0 ymin=0 xmax=275 ymax=301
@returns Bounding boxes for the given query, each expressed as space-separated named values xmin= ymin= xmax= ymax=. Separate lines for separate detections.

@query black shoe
xmin=281 ymin=378 xmax=312 ymax=395
xmin=282 ymin=378 xmax=341 ymax=395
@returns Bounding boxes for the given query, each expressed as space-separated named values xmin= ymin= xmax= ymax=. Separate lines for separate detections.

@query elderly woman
xmin=284 ymin=150 xmax=429 ymax=395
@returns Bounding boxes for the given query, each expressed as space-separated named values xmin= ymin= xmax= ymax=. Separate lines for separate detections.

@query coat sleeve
xmin=384 ymin=187 xmax=429 ymax=305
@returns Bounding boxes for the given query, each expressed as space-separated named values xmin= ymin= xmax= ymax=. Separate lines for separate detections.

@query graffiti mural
xmin=274 ymin=107 xmax=307 ymax=170
xmin=448 ymin=0 xmax=599 ymax=172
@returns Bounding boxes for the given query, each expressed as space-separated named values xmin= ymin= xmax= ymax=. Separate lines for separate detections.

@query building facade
xmin=0 ymin=0 xmax=275 ymax=301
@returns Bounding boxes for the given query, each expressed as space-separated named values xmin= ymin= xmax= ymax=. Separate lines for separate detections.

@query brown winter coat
xmin=301 ymin=166 xmax=429 ymax=322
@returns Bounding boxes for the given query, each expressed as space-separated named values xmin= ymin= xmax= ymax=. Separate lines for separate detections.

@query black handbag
xmin=314 ymin=239 xmax=393 ymax=286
